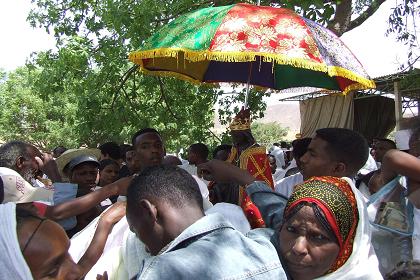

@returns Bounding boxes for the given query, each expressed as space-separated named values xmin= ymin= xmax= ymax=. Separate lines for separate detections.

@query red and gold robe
xmin=227 ymin=146 xmax=274 ymax=228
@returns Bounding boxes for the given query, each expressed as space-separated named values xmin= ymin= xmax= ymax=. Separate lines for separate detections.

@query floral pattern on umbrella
xmin=129 ymin=3 xmax=375 ymax=94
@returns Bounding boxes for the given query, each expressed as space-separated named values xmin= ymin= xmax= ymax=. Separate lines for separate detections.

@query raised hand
xmin=197 ymin=160 xmax=255 ymax=186
xmin=35 ymin=152 xmax=62 ymax=182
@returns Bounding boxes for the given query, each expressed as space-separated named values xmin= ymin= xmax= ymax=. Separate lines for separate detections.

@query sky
xmin=0 ymin=1 xmax=417 ymax=77
xmin=0 ymin=0 xmax=56 ymax=72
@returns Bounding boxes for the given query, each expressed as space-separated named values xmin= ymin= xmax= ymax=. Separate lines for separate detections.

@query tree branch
xmin=111 ymin=65 xmax=139 ymax=109
xmin=152 ymin=0 xmax=213 ymax=23
xmin=346 ymin=0 xmax=387 ymax=34
xmin=121 ymin=86 xmax=141 ymax=119
xmin=327 ymin=0 xmax=352 ymax=36
xmin=156 ymin=77 xmax=179 ymax=120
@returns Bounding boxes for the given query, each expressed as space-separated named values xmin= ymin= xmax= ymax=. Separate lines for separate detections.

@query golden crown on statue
xmin=229 ymin=107 xmax=251 ymax=131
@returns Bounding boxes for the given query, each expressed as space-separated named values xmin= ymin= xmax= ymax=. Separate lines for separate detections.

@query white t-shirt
xmin=179 ymin=163 xmax=210 ymax=186
xmin=274 ymin=172 xmax=303 ymax=198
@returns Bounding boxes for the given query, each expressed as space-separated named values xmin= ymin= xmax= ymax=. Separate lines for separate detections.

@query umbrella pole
xmin=244 ymin=62 xmax=252 ymax=108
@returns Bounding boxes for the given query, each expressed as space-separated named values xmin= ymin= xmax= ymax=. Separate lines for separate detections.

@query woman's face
xmin=100 ymin=164 xmax=119 ymax=186
xmin=18 ymin=219 xmax=82 ymax=280
xmin=279 ymin=205 xmax=340 ymax=280
xmin=268 ymin=155 xmax=277 ymax=174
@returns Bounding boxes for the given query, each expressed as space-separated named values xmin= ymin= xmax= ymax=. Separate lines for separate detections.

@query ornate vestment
xmin=228 ymin=145 xmax=274 ymax=228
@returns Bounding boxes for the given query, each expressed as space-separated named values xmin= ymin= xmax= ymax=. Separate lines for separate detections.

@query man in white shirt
xmin=274 ymin=128 xmax=369 ymax=198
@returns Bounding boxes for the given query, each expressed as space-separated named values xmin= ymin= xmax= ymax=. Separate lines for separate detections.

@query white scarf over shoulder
xmin=0 ymin=203 xmax=33 ymax=280
xmin=316 ymin=178 xmax=383 ymax=280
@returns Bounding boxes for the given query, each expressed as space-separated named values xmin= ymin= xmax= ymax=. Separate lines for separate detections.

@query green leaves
xmin=250 ymin=122 xmax=289 ymax=146
xmin=4 ymin=0 xmax=413 ymax=152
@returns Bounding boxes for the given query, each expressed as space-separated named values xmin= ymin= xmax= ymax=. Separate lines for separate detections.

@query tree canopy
xmin=0 ymin=0 xmax=416 ymax=150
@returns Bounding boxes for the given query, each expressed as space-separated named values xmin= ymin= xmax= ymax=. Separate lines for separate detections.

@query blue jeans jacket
xmin=137 ymin=213 xmax=287 ymax=280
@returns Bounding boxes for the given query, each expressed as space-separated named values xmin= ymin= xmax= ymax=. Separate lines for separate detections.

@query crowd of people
xmin=1 ymin=108 xmax=420 ymax=279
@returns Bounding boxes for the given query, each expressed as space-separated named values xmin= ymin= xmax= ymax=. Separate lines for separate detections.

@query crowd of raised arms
xmin=1 ymin=109 xmax=420 ymax=280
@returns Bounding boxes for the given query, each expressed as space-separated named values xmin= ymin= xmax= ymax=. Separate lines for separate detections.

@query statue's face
xmin=230 ymin=130 xmax=250 ymax=147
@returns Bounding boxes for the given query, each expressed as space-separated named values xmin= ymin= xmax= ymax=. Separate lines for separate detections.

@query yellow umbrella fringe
xmin=129 ymin=48 xmax=329 ymax=73
xmin=137 ymin=64 xmax=373 ymax=96
xmin=129 ymin=48 xmax=376 ymax=89
xmin=328 ymin=66 xmax=376 ymax=89
xmin=342 ymin=82 xmax=375 ymax=95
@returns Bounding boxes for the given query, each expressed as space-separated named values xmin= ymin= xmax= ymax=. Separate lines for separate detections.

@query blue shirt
xmin=137 ymin=213 xmax=287 ymax=280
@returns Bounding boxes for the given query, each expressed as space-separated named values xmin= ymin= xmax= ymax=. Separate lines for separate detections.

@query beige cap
xmin=56 ymin=148 xmax=101 ymax=178
xmin=1 ymin=174 xmax=54 ymax=204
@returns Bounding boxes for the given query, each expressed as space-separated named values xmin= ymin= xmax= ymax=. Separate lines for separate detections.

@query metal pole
xmin=244 ymin=62 xmax=252 ymax=108
xmin=394 ymin=81 xmax=402 ymax=130
xmin=246 ymin=0 xmax=260 ymax=107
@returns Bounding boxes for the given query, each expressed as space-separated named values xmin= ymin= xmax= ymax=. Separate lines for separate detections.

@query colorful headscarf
xmin=285 ymin=176 xmax=359 ymax=273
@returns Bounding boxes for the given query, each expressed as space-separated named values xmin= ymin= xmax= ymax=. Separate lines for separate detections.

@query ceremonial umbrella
xmin=129 ymin=3 xmax=375 ymax=103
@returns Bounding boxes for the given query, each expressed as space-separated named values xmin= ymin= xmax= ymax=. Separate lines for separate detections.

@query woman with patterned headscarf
xmin=198 ymin=160 xmax=382 ymax=280
xmin=278 ymin=177 xmax=360 ymax=279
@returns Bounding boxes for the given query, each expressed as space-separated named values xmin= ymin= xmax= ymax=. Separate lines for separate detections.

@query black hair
xmin=99 ymin=159 xmax=119 ymax=171
xmin=280 ymin=141 xmax=289 ymax=149
xmin=99 ymin=142 xmax=121 ymax=160
xmin=409 ymin=126 xmax=420 ymax=146
xmin=119 ymin=144 xmax=133 ymax=161
xmin=162 ymin=155 xmax=182 ymax=166
xmin=212 ymin=144 xmax=232 ymax=159
xmin=283 ymin=201 xmax=338 ymax=244
xmin=291 ymin=137 xmax=312 ymax=159
xmin=127 ymin=165 xmax=203 ymax=211
xmin=315 ymin=128 xmax=369 ymax=177
xmin=131 ymin=128 xmax=161 ymax=146
xmin=189 ymin=143 xmax=209 ymax=160
xmin=385 ymin=261 xmax=420 ymax=280
xmin=52 ymin=146 xmax=67 ymax=157
xmin=0 ymin=141 xmax=31 ymax=169
xmin=373 ymin=138 xmax=397 ymax=149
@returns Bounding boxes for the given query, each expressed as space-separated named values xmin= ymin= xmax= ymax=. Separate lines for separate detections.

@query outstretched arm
xmin=379 ymin=149 xmax=420 ymax=207
xmin=198 ymin=160 xmax=288 ymax=229
xmin=45 ymin=177 xmax=132 ymax=220
xmin=78 ymin=202 xmax=126 ymax=277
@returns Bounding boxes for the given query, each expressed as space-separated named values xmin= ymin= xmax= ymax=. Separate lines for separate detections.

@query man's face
xmin=126 ymin=150 xmax=141 ymax=173
xmin=371 ymin=141 xmax=394 ymax=162
xmin=300 ymin=137 xmax=340 ymax=180
xmin=187 ymin=148 xmax=196 ymax=165
xmin=19 ymin=145 xmax=42 ymax=182
xmin=134 ymin=132 xmax=165 ymax=169
xmin=70 ymin=163 xmax=98 ymax=190
xmin=268 ymin=155 xmax=277 ymax=174
xmin=230 ymin=130 xmax=247 ymax=147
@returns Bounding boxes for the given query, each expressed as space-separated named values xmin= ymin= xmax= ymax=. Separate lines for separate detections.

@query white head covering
xmin=395 ymin=129 xmax=412 ymax=151
xmin=0 ymin=203 xmax=33 ymax=280
xmin=315 ymin=178 xmax=382 ymax=280
xmin=358 ymin=150 xmax=378 ymax=176
xmin=269 ymin=146 xmax=286 ymax=168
